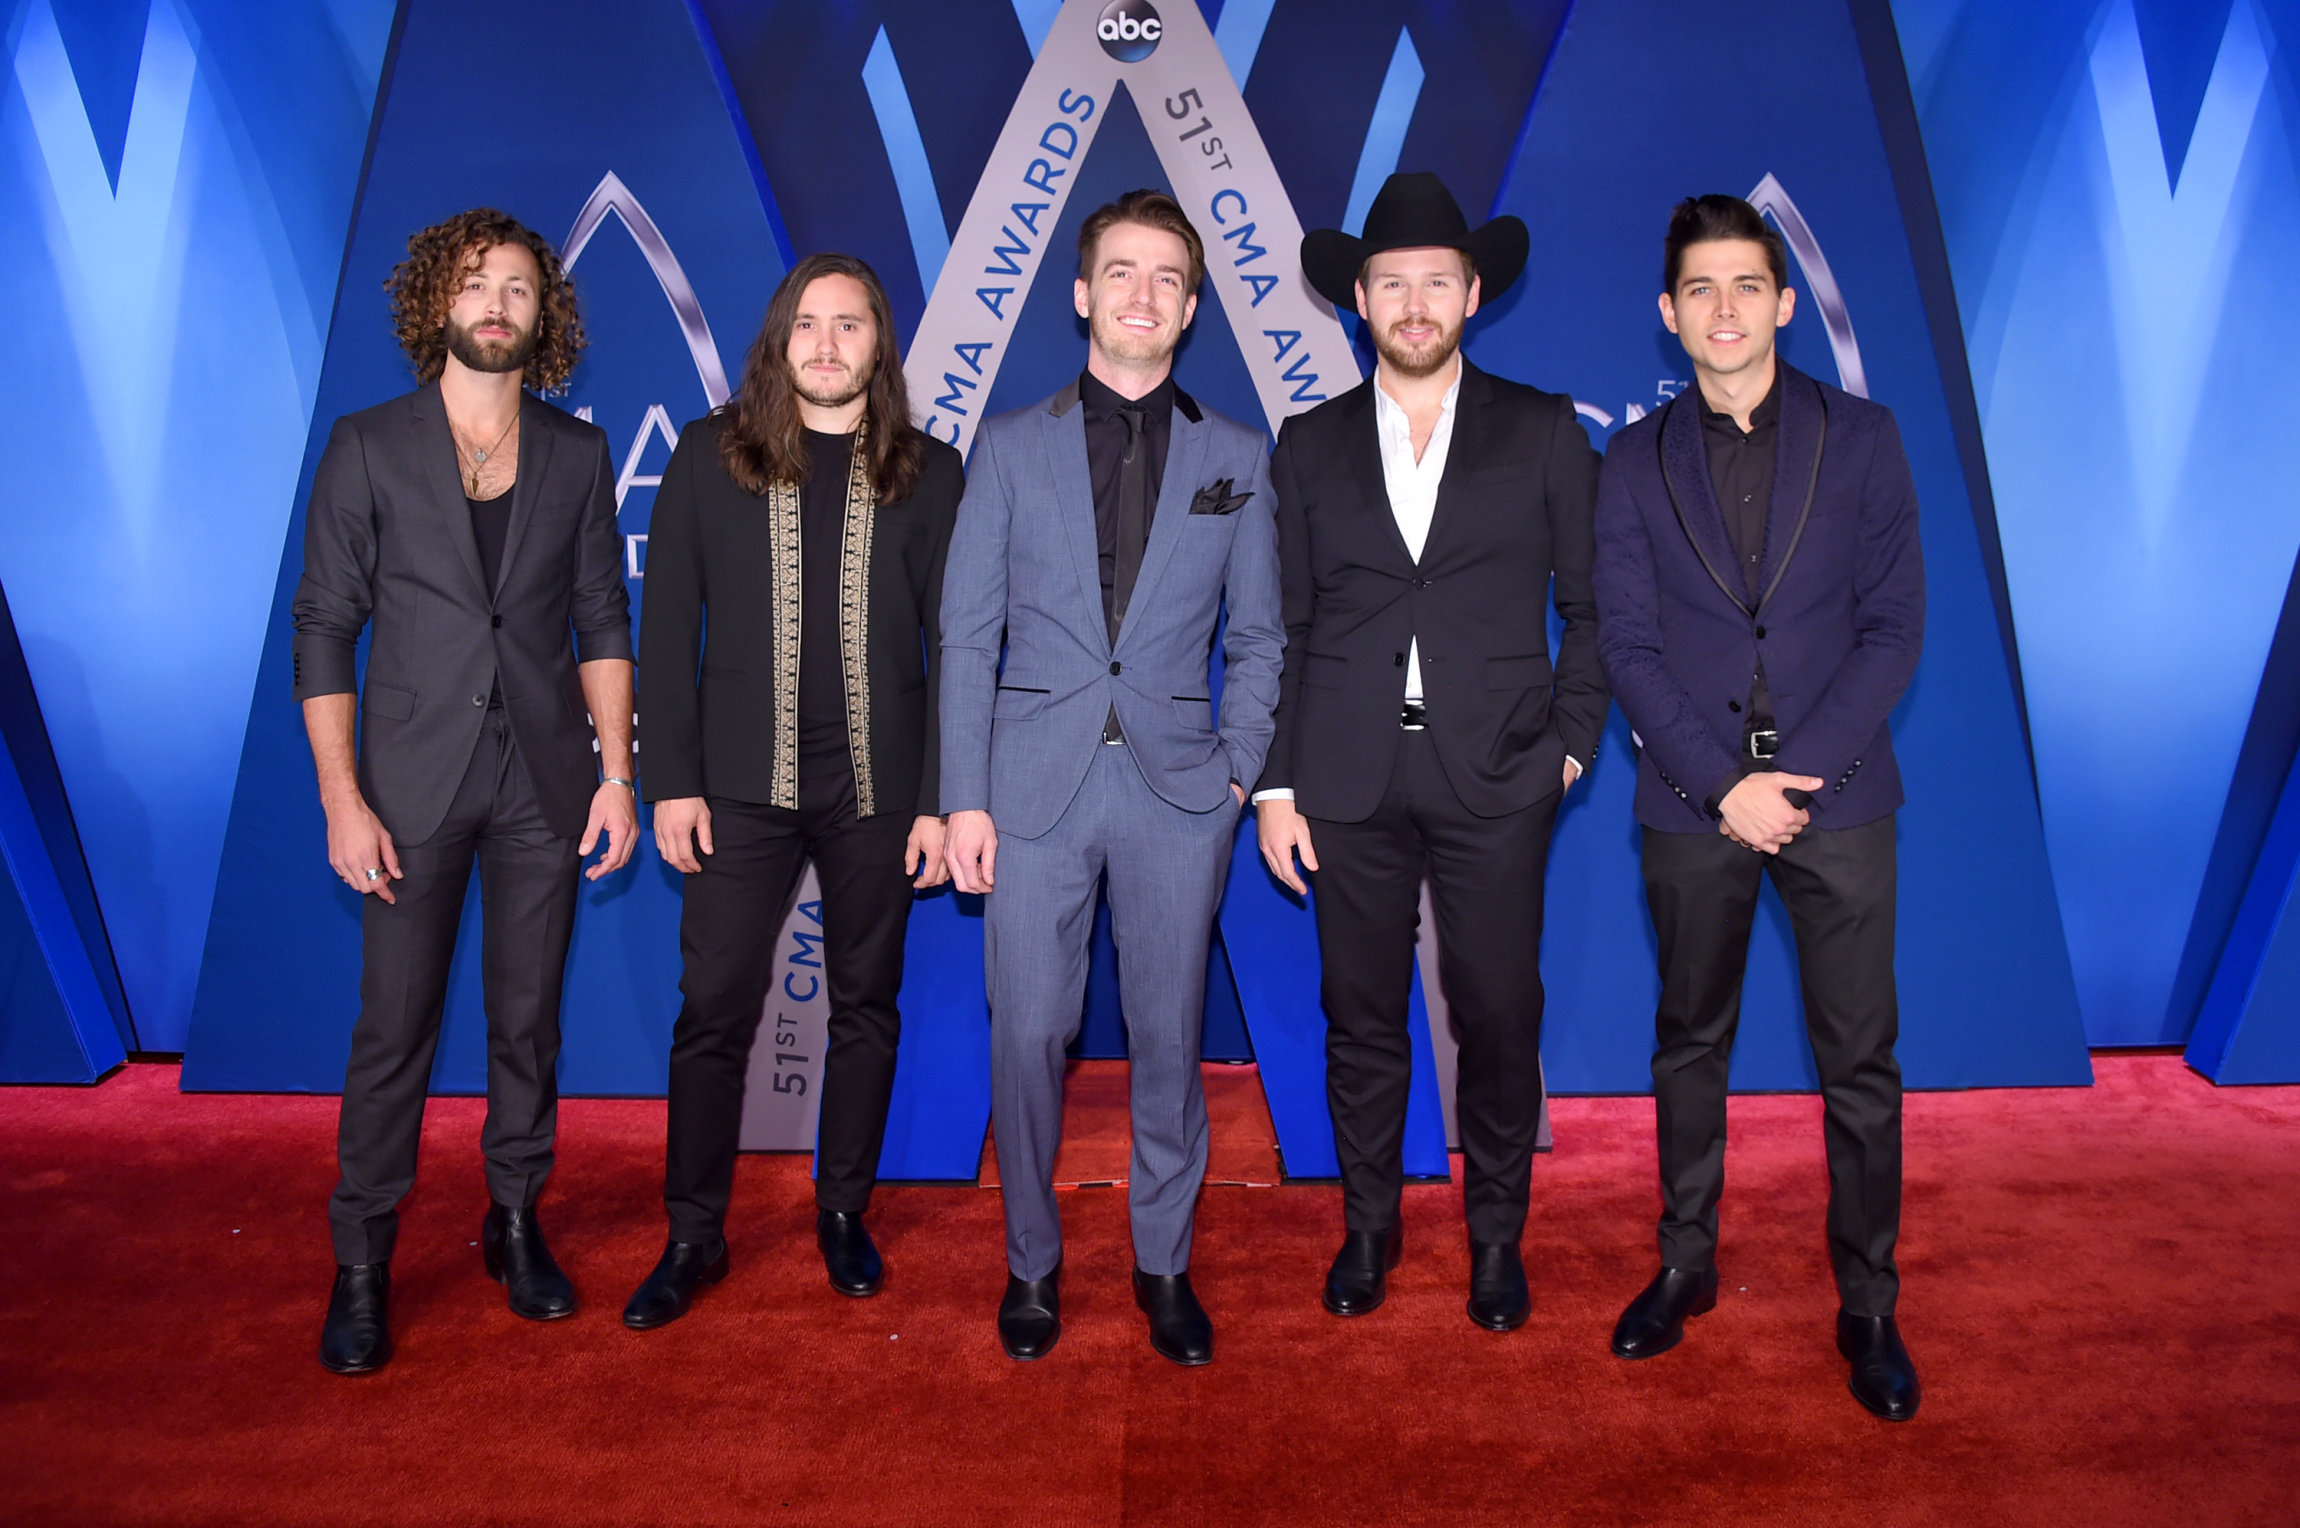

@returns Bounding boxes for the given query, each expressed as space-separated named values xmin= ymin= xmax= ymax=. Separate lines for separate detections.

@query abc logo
xmin=1096 ymin=0 xmax=1162 ymax=61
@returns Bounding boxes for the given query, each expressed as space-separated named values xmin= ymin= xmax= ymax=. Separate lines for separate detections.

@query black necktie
xmin=1110 ymin=403 xmax=1149 ymax=646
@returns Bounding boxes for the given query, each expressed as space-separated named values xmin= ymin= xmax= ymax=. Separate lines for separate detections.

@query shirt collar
xmin=1695 ymin=365 xmax=1783 ymax=432
xmin=1079 ymin=367 xmax=1176 ymax=423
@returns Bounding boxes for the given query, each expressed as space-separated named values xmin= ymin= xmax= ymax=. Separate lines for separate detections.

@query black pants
xmin=329 ymin=714 xmax=581 ymax=1265
xmin=662 ymin=757 xmax=915 ymax=1241
xmin=1307 ymin=729 xmax=1559 ymax=1245
xmin=1641 ymin=815 xmax=1902 ymax=1317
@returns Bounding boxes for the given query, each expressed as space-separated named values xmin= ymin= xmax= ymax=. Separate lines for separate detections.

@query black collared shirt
xmin=1697 ymin=369 xmax=1782 ymax=602
xmin=798 ymin=427 xmax=856 ymax=756
xmin=1079 ymin=368 xmax=1173 ymax=625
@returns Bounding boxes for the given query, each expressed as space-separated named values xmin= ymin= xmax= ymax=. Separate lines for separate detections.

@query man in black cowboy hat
xmin=1254 ymin=171 xmax=1608 ymax=1331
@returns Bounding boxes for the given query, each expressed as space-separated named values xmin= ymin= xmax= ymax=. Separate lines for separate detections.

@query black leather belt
xmin=1746 ymin=727 xmax=1779 ymax=761
xmin=1401 ymin=700 xmax=1428 ymax=731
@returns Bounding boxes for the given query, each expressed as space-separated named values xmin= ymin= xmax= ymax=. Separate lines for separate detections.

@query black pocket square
xmin=1189 ymin=478 xmax=1252 ymax=516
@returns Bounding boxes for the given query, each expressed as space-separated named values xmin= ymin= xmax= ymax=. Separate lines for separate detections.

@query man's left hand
xmin=1562 ymin=757 xmax=1583 ymax=791
xmin=906 ymin=815 xmax=950 ymax=889
xmin=581 ymin=780 xmax=639 ymax=880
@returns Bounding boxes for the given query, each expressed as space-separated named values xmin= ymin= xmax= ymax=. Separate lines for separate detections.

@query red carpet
xmin=2 ymin=1056 xmax=2295 ymax=1527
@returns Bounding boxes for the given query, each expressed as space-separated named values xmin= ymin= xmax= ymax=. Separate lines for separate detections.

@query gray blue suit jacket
xmin=939 ymin=380 xmax=1283 ymax=840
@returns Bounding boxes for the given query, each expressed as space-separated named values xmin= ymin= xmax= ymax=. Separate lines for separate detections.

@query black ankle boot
xmin=817 ymin=1209 xmax=884 ymax=1297
xmin=480 ymin=1203 xmax=577 ymax=1320
xmin=319 ymin=1262 xmax=391 ymax=1374
xmin=623 ymin=1236 xmax=730 ymax=1331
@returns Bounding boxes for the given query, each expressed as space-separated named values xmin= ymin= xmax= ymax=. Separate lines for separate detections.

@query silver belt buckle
xmin=1746 ymin=728 xmax=1779 ymax=761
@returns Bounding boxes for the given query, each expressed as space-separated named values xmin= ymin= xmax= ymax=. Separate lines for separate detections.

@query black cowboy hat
xmin=1301 ymin=172 xmax=1529 ymax=311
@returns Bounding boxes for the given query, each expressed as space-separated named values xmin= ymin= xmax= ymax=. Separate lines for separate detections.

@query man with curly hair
xmin=293 ymin=208 xmax=637 ymax=1375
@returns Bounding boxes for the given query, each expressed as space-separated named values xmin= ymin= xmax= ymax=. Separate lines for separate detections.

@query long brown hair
xmin=385 ymin=208 xmax=585 ymax=392
xmin=720 ymin=253 xmax=923 ymax=502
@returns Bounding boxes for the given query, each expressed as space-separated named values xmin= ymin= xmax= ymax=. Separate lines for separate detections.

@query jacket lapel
xmin=1659 ymin=386 xmax=1747 ymax=611
xmin=1041 ymin=387 xmax=1110 ymax=658
xmin=1422 ymin=360 xmax=1493 ymax=562
xmin=492 ymin=395 xmax=554 ymax=600
xmin=1342 ymin=380 xmax=1416 ymax=570
xmin=1114 ymin=401 xmax=1210 ymax=652
xmin=411 ymin=382 xmax=490 ymax=600
xmin=1756 ymin=364 xmax=1824 ymax=611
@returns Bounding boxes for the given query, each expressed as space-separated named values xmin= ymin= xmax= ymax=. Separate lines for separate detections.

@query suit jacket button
xmin=492 ymin=615 xmax=503 ymax=628
xmin=1728 ymin=700 xmax=1742 ymax=713
xmin=471 ymin=694 xmax=485 ymax=707
xmin=1393 ymin=653 xmax=1405 ymax=667
xmin=1109 ymin=661 xmax=1122 ymax=675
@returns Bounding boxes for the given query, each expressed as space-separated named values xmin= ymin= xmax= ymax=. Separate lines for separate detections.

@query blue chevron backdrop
xmin=2 ymin=0 xmax=2293 ymax=1123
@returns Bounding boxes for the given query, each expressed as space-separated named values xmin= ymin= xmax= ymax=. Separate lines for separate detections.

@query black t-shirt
xmin=798 ymin=429 xmax=856 ymax=756
xmin=468 ymin=492 xmax=512 ymax=593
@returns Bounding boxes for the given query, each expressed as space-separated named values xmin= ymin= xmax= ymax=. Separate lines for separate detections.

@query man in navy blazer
xmin=941 ymin=192 xmax=1283 ymax=1366
xmin=1592 ymin=196 xmax=1924 ymax=1420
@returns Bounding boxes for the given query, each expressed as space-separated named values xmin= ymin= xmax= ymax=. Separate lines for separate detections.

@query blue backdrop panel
xmin=0 ymin=0 xmax=399 ymax=1050
xmin=2188 ymin=742 xmax=2300 ymax=1083
xmin=1476 ymin=0 xmax=2091 ymax=1089
xmin=1894 ymin=0 xmax=2300 ymax=1044
xmin=183 ymin=0 xmax=781 ymax=1092
xmin=0 ymin=581 xmax=125 ymax=1082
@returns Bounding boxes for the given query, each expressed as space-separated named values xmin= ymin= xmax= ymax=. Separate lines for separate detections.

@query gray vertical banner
xmin=737 ymin=863 xmax=832 ymax=1150
xmin=905 ymin=0 xmax=1358 ymax=451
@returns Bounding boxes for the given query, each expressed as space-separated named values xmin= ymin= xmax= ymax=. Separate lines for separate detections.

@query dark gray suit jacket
xmin=291 ymin=382 xmax=633 ymax=844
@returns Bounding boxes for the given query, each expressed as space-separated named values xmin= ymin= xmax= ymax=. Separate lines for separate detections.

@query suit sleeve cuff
xmin=575 ymin=628 xmax=635 ymax=663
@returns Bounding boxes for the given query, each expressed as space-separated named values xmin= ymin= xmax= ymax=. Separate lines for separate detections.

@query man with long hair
xmin=942 ymin=191 xmax=1283 ymax=1366
xmin=295 ymin=209 xmax=637 ymax=1374
xmin=626 ymin=254 xmax=963 ymax=1328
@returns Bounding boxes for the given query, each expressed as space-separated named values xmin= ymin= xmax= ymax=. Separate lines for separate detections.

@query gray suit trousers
xmin=328 ymin=714 xmax=580 ymax=1264
xmin=988 ymin=742 xmax=1240 ymax=1280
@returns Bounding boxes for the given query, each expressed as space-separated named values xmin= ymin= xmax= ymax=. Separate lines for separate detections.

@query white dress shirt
xmin=1371 ymin=359 xmax=1462 ymax=703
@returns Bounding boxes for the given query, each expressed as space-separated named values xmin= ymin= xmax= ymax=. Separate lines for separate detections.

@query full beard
xmin=1370 ymin=316 xmax=1463 ymax=380
xmin=446 ymin=315 xmax=539 ymax=375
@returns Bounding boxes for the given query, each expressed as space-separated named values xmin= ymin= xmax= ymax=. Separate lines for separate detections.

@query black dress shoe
xmin=622 ymin=1236 xmax=730 ymax=1331
xmin=1466 ymin=1240 xmax=1530 ymax=1331
xmin=997 ymin=1268 xmax=1061 ymax=1361
xmin=1133 ymin=1269 xmax=1213 ymax=1366
xmin=480 ymin=1203 xmax=577 ymax=1320
xmin=1611 ymin=1266 xmax=1719 ymax=1359
xmin=1838 ymin=1312 xmax=1921 ymax=1421
xmin=816 ymin=1209 xmax=883 ymax=1297
xmin=1322 ymin=1225 xmax=1403 ymax=1317
xmin=319 ymin=1262 xmax=391 ymax=1375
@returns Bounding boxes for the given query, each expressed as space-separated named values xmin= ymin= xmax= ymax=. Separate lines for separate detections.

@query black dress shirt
xmin=798 ymin=428 xmax=855 ymax=758
xmin=1696 ymin=369 xmax=1782 ymax=811
xmin=1079 ymin=368 xmax=1173 ymax=628
xmin=1698 ymin=370 xmax=1781 ymax=602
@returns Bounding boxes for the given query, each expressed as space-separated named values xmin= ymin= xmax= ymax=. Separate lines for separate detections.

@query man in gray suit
xmin=293 ymin=209 xmax=637 ymax=1374
xmin=942 ymin=190 xmax=1283 ymax=1366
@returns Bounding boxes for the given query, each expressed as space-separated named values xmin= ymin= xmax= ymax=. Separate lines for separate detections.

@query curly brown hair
xmin=720 ymin=253 xmax=923 ymax=504
xmin=385 ymin=209 xmax=585 ymax=392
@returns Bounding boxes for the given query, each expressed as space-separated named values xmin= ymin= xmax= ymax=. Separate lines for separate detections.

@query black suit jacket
xmin=1255 ymin=361 xmax=1608 ymax=821
xmin=638 ymin=413 xmax=963 ymax=817
xmin=291 ymin=383 xmax=633 ymax=843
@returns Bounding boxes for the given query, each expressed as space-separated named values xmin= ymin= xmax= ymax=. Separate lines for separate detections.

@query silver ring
xmin=364 ymin=867 xmax=381 ymax=881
